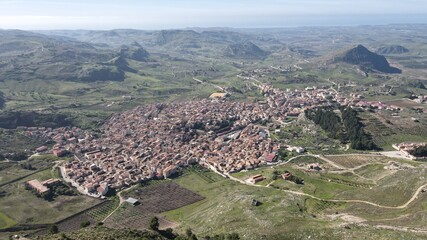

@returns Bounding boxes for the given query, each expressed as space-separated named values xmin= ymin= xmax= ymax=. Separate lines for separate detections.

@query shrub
xmin=48 ymin=224 xmax=59 ymax=234
xmin=149 ymin=216 xmax=159 ymax=231
xmin=80 ymin=220 xmax=90 ymax=228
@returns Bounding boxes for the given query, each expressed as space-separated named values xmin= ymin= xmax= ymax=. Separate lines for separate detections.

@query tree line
xmin=305 ymin=107 xmax=377 ymax=150
xmin=341 ymin=107 xmax=376 ymax=150
xmin=304 ymin=107 xmax=346 ymax=142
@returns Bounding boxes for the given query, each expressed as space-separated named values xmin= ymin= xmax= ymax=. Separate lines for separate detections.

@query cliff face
xmin=334 ymin=45 xmax=401 ymax=74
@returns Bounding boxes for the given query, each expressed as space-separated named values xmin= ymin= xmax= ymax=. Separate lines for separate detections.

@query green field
xmin=0 ymin=168 xmax=101 ymax=225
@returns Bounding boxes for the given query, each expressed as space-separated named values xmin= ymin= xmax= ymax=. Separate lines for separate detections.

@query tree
xmin=227 ymin=233 xmax=240 ymax=240
xmin=271 ymin=170 xmax=280 ymax=180
xmin=59 ymin=233 xmax=69 ymax=240
xmin=9 ymin=152 xmax=28 ymax=161
xmin=48 ymin=224 xmax=59 ymax=234
xmin=186 ymin=228 xmax=194 ymax=238
xmin=149 ymin=216 xmax=159 ymax=231
xmin=411 ymin=145 xmax=427 ymax=157
xmin=80 ymin=220 xmax=90 ymax=228
xmin=341 ymin=107 xmax=377 ymax=150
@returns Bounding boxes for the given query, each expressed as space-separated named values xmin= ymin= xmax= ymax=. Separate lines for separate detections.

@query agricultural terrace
xmin=104 ymin=181 xmax=204 ymax=230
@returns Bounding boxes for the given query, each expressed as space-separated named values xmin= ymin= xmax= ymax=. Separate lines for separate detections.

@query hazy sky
xmin=1 ymin=0 xmax=427 ymax=30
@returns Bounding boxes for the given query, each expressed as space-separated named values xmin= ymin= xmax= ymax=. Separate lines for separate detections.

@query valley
xmin=0 ymin=25 xmax=427 ymax=240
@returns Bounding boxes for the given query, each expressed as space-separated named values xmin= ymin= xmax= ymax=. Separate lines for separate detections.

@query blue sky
xmin=0 ymin=0 xmax=426 ymax=29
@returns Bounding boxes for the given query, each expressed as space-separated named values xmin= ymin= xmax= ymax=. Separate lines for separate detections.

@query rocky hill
xmin=224 ymin=41 xmax=268 ymax=59
xmin=333 ymin=44 xmax=401 ymax=73
xmin=376 ymin=45 xmax=409 ymax=54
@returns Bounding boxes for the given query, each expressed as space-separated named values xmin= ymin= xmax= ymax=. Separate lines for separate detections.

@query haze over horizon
xmin=1 ymin=0 xmax=427 ymax=30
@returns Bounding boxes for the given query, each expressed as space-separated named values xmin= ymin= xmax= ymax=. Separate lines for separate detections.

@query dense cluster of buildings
xmin=354 ymin=100 xmax=401 ymax=111
xmin=21 ymin=84 xmax=363 ymax=197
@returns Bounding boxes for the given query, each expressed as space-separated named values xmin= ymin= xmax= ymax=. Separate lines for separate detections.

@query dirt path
xmin=102 ymin=184 xmax=139 ymax=222
xmin=266 ymin=180 xmax=275 ymax=187
xmin=192 ymin=77 xmax=228 ymax=93
xmin=311 ymin=154 xmax=346 ymax=169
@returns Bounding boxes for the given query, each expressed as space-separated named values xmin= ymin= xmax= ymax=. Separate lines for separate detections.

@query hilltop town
xmin=2 ymin=23 xmax=427 ymax=240
xmin=18 ymin=83 xmax=412 ymax=198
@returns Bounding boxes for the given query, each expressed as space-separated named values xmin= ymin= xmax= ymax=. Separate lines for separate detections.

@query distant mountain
xmin=224 ymin=41 xmax=268 ymax=59
xmin=156 ymin=30 xmax=201 ymax=45
xmin=0 ymin=30 xmax=129 ymax=82
xmin=333 ymin=45 xmax=401 ymax=74
xmin=119 ymin=42 xmax=150 ymax=61
xmin=200 ymin=30 xmax=248 ymax=44
xmin=376 ymin=45 xmax=409 ymax=55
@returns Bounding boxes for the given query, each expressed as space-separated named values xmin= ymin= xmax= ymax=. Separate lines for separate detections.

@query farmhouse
xmin=125 ymin=197 xmax=140 ymax=206
xmin=247 ymin=174 xmax=265 ymax=184
xmin=26 ymin=178 xmax=62 ymax=195
xmin=26 ymin=179 xmax=49 ymax=195
xmin=42 ymin=178 xmax=61 ymax=187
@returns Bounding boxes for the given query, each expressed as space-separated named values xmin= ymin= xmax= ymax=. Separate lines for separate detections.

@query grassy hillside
xmin=160 ymin=157 xmax=427 ymax=239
